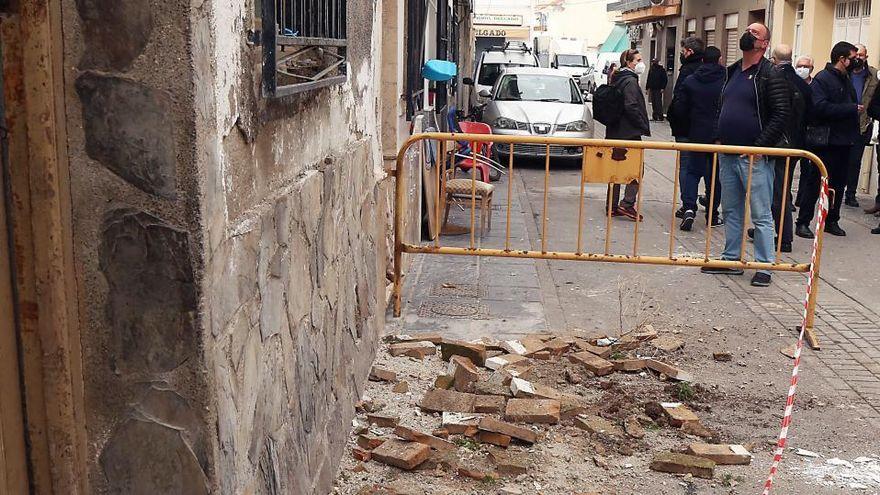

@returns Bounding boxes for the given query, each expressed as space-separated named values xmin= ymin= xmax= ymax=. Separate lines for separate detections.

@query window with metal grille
xmin=259 ymin=0 xmax=347 ymax=97
xmin=835 ymin=2 xmax=846 ymax=18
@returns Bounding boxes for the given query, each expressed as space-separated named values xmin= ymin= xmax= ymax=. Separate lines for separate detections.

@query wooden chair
xmin=443 ymin=169 xmax=494 ymax=236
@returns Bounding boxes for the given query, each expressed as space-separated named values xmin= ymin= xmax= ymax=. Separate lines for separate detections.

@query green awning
xmin=599 ymin=24 xmax=629 ymax=53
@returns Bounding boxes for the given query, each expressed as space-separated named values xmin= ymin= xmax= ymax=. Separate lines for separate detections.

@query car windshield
xmin=494 ymin=74 xmax=582 ymax=104
xmin=556 ymin=55 xmax=589 ymax=67
xmin=477 ymin=63 xmax=531 ymax=86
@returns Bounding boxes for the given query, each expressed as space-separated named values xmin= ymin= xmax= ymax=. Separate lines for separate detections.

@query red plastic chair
xmin=456 ymin=121 xmax=493 ymax=182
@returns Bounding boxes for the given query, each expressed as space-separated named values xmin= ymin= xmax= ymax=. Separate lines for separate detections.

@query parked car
xmin=479 ymin=67 xmax=594 ymax=160
xmin=465 ymin=42 xmax=540 ymax=110
xmin=551 ymin=53 xmax=596 ymax=97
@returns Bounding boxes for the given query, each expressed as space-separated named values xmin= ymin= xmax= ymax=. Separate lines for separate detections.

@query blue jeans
xmin=719 ymin=154 xmax=776 ymax=274
xmin=681 ymin=152 xmax=722 ymax=214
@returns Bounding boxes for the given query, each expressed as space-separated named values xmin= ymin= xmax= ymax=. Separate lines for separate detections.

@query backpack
xmin=592 ymin=83 xmax=624 ymax=127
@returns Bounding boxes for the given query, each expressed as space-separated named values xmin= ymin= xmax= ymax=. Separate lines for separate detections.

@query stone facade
xmin=60 ymin=0 xmax=388 ymax=492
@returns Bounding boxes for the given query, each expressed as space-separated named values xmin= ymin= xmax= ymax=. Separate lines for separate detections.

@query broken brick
xmin=633 ymin=325 xmax=659 ymax=341
xmin=574 ymin=415 xmax=622 ymax=438
xmin=543 ymin=337 xmax=571 ymax=356
xmin=713 ymin=352 xmax=733 ymax=362
xmin=560 ymin=402 xmax=588 ymax=420
xmin=649 ymin=452 xmax=715 ymax=479
xmin=369 ymin=366 xmax=397 ymax=382
xmin=366 ymin=413 xmax=399 ymax=428
xmin=572 ymin=338 xmax=614 ymax=358
xmin=505 ymin=398 xmax=561 ymax=424
xmin=390 ymin=332 xmax=444 ymax=344
xmin=646 ymin=360 xmax=694 ymax=382
xmin=780 ymin=346 xmax=796 ymax=359
xmin=478 ymin=416 xmax=538 ymax=444
xmin=394 ymin=425 xmax=457 ymax=451
xmin=531 ymin=350 xmax=551 ymax=360
xmin=474 ymin=394 xmax=506 ymax=414
xmin=439 ymin=340 xmax=487 ymax=366
xmin=431 ymin=428 xmax=449 ymax=439
xmin=433 ymin=375 xmax=454 ymax=390
xmin=473 ymin=373 xmax=513 ymax=397
xmin=357 ymin=434 xmax=385 ymax=450
xmin=681 ymin=421 xmax=714 ymax=439
xmin=485 ymin=354 xmax=529 ymax=371
xmin=457 ymin=466 xmax=498 ymax=481
xmin=448 ymin=355 xmax=481 ymax=392
xmin=476 ymin=430 xmax=511 ymax=448
xmin=657 ymin=402 xmax=700 ymax=427
xmin=612 ymin=358 xmax=647 ymax=372
xmin=624 ymin=416 xmax=645 ymax=439
xmin=488 ymin=449 xmax=529 ymax=476
xmin=392 ymin=381 xmax=409 ymax=393
xmin=568 ymin=351 xmax=614 ymax=376
xmin=389 ymin=341 xmax=437 ymax=359
xmin=419 ymin=389 xmax=476 ymax=413
xmin=500 ymin=340 xmax=529 ymax=356
xmin=686 ymin=443 xmax=752 ymax=465
xmin=371 ymin=439 xmax=431 ymax=470
xmin=353 ymin=448 xmax=371 ymax=462
xmin=441 ymin=412 xmax=482 ymax=435
xmin=651 ymin=335 xmax=685 ymax=353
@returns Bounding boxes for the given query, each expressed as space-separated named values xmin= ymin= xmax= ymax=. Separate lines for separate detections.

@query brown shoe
xmin=618 ymin=206 xmax=644 ymax=222
xmin=864 ymin=203 xmax=880 ymax=214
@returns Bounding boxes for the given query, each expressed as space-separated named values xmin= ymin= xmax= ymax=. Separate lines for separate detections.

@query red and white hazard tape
xmin=761 ymin=176 xmax=830 ymax=495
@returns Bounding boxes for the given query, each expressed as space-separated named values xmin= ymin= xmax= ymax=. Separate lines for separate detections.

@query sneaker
xmin=747 ymin=228 xmax=755 ymax=240
xmin=751 ymin=272 xmax=772 ymax=287
xmin=700 ymin=266 xmax=745 ymax=275
xmin=706 ymin=215 xmax=723 ymax=227
xmin=680 ymin=210 xmax=695 ymax=231
xmin=872 ymin=225 xmax=880 ymax=234
xmin=618 ymin=206 xmax=643 ymax=222
xmin=698 ymin=194 xmax=709 ymax=210
xmin=795 ymin=224 xmax=814 ymax=239
xmin=824 ymin=222 xmax=846 ymax=236
xmin=675 ymin=206 xmax=686 ymax=219
xmin=780 ymin=242 xmax=792 ymax=253
xmin=844 ymin=196 xmax=860 ymax=208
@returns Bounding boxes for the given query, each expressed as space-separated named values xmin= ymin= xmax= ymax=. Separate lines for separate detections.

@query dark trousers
xmin=797 ymin=145 xmax=850 ymax=226
xmin=875 ymin=144 xmax=880 ymax=206
xmin=844 ymin=140 xmax=868 ymax=199
xmin=649 ymin=89 xmax=664 ymax=120
xmin=795 ymin=157 xmax=816 ymax=208
xmin=772 ymin=156 xmax=795 ymax=244
xmin=681 ymin=151 xmax=721 ymax=215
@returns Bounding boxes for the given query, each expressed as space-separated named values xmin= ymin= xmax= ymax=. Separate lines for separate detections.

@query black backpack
xmin=592 ymin=83 xmax=624 ymax=127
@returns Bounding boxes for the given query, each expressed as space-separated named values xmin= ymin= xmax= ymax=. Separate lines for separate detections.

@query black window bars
xmin=261 ymin=0 xmax=348 ymax=97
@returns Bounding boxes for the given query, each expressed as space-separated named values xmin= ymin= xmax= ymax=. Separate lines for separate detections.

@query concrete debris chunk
xmin=388 ymin=333 xmax=444 ymax=344
xmin=389 ymin=341 xmax=437 ymax=359
xmin=505 ymin=398 xmax=561 ymax=424
xmin=488 ymin=449 xmax=530 ymax=476
xmin=510 ymin=377 xmax=536 ymax=397
xmin=369 ymin=366 xmax=398 ymax=382
xmin=478 ymin=416 xmax=538 ymax=444
xmin=651 ymin=335 xmax=685 ymax=353
xmin=646 ymin=359 xmax=694 ymax=382
xmin=448 ymin=355 xmax=481 ymax=392
xmin=476 ymin=430 xmax=511 ymax=448
xmin=485 ymin=353 xmax=529 ymax=371
xmin=649 ymin=452 xmax=715 ymax=479
xmin=371 ymin=439 xmax=431 ymax=470
xmin=366 ymin=413 xmax=399 ymax=428
xmin=474 ymin=394 xmax=506 ymax=414
xmin=393 ymin=425 xmax=457 ymax=452
xmin=473 ymin=373 xmax=513 ymax=397
xmin=500 ymin=340 xmax=529 ymax=356
xmin=574 ymin=415 xmax=622 ymax=438
xmin=568 ymin=351 xmax=614 ymax=376
xmin=686 ymin=443 xmax=752 ymax=465
xmin=440 ymin=340 xmax=487 ymax=366
xmin=419 ymin=389 xmax=476 ymax=413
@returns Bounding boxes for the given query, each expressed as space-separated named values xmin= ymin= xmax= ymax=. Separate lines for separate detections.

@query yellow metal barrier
xmin=392 ymin=132 xmax=829 ymax=347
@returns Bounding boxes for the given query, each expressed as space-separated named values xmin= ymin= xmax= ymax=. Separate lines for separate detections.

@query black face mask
xmin=680 ymin=52 xmax=687 ymax=64
xmin=851 ymin=58 xmax=865 ymax=71
xmin=739 ymin=31 xmax=757 ymax=52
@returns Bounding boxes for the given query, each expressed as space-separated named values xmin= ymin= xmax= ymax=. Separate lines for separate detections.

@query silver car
xmin=480 ymin=67 xmax=594 ymax=160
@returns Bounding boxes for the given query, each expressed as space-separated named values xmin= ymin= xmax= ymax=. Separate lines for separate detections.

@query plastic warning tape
xmin=761 ymin=176 xmax=830 ymax=495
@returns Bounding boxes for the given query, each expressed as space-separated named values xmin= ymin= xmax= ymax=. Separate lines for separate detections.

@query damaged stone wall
xmin=60 ymin=0 xmax=388 ymax=492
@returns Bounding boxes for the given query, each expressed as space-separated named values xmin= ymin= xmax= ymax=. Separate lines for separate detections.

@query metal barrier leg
xmin=393 ymin=159 xmax=405 ymax=317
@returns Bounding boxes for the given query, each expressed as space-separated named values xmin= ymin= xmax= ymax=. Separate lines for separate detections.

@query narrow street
xmin=334 ymin=121 xmax=880 ymax=494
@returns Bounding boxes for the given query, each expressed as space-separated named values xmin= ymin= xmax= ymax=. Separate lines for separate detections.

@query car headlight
xmin=493 ymin=117 xmax=518 ymax=130
xmin=563 ymin=120 xmax=589 ymax=132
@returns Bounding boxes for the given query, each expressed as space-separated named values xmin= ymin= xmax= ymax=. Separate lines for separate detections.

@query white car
xmin=465 ymin=42 xmax=540 ymax=110
xmin=551 ymin=54 xmax=596 ymax=96
xmin=479 ymin=67 xmax=594 ymax=160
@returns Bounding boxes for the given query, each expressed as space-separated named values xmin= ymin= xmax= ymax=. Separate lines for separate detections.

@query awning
xmin=599 ymin=24 xmax=629 ymax=53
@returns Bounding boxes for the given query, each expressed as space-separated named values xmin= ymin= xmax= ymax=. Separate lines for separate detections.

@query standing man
xmin=701 ymin=23 xmax=789 ymax=287
xmin=605 ymin=49 xmax=650 ymax=221
xmin=865 ymin=74 xmax=880 ymax=230
xmin=795 ymin=41 xmax=861 ymax=238
xmin=676 ymin=46 xmax=725 ymax=230
xmin=794 ymin=55 xmax=816 ymax=210
xmin=843 ymin=44 xmax=878 ymax=207
xmin=646 ymin=59 xmax=668 ymax=121
xmin=668 ymin=36 xmax=705 ymax=218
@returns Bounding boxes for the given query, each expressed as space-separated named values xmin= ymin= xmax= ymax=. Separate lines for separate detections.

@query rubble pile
xmin=342 ymin=327 xmax=755 ymax=493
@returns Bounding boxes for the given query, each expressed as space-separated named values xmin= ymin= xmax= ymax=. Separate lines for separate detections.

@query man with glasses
xmin=701 ymin=23 xmax=789 ymax=287
xmin=795 ymin=41 xmax=862 ymax=238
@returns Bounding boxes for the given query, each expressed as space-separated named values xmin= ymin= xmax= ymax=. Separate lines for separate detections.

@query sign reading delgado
xmin=474 ymin=13 xmax=523 ymax=26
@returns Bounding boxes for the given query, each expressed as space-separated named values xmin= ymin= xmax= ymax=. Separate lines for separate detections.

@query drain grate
xmin=418 ymin=298 xmax=490 ymax=319
xmin=431 ymin=283 xmax=487 ymax=298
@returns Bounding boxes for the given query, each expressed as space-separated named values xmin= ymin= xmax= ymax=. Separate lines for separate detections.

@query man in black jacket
xmin=795 ymin=41 xmax=862 ymax=238
xmin=646 ymin=59 xmax=668 ymax=121
xmin=606 ymin=49 xmax=651 ymax=221
xmin=701 ymin=23 xmax=790 ymax=288
xmin=668 ymin=37 xmax=705 ymax=217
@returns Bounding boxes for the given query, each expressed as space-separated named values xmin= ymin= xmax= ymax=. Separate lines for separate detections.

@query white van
xmin=464 ymin=42 xmax=540 ymax=110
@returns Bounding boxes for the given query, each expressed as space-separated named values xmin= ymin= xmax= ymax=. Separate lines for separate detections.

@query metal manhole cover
xmin=431 ymin=283 xmax=487 ymax=298
xmin=418 ymin=299 xmax=490 ymax=319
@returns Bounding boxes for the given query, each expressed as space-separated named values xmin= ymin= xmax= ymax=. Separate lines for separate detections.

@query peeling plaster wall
xmin=60 ymin=0 xmax=388 ymax=492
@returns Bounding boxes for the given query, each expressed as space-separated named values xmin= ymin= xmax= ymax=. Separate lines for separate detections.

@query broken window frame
xmin=260 ymin=0 xmax=348 ymax=98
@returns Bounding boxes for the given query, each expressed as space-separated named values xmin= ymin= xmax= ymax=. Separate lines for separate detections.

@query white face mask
xmin=634 ymin=61 xmax=646 ymax=75
xmin=795 ymin=67 xmax=811 ymax=79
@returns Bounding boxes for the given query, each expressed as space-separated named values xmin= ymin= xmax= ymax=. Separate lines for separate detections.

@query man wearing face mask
xmin=842 ymin=44 xmax=878 ymax=208
xmin=795 ymin=41 xmax=862 ymax=238
xmin=668 ymin=37 xmax=706 ymax=218
xmin=795 ymin=56 xmax=814 ymax=84
xmin=701 ymin=23 xmax=789 ymax=288
xmin=794 ymin=55 xmax=816 ymax=211
xmin=605 ymin=49 xmax=650 ymax=221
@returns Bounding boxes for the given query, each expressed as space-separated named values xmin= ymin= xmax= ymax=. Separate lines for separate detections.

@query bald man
xmin=843 ymin=43 xmax=878 ymax=207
